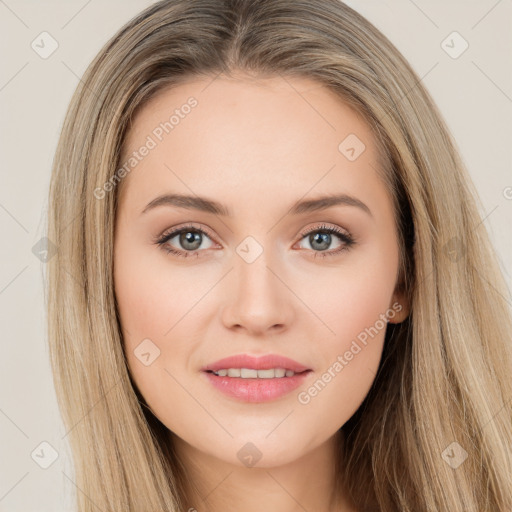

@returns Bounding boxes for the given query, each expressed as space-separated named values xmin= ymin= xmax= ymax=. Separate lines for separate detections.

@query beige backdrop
xmin=0 ymin=0 xmax=511 ymax=510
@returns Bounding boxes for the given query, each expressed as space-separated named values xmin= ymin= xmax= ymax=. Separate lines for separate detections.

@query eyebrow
xmin=141 ymin=193 xmax=372 ymax=217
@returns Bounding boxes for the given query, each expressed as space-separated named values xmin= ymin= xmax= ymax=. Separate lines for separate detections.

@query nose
xmin=221 ymin=250 xmax=295 ymax=335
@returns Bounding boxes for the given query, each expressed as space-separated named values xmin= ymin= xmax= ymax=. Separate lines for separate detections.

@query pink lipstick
xmin=202 ymin=354 xmax=312 ymax=403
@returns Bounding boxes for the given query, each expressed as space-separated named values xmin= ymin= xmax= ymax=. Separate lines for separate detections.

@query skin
xmin=113 ymin=71 xmax=409 ymax=512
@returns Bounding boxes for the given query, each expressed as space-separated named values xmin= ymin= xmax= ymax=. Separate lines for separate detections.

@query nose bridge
xmin=221 ymin=237 xmax=293 ymax=333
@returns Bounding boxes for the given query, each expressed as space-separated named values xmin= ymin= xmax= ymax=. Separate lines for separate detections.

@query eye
xmin=154 ymin=223 xmax=216 ymax=258
xmin=295 ymin=224 xmax=355 ymax=258
xmin=154 ymin=222 xmax=355 ymax=259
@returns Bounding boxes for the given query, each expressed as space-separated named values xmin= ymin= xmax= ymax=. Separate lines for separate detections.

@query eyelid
xmin=297 ymin=222 xmax=351 ymax=239
xmin=155 ymin=222 xmax=219 ymax=246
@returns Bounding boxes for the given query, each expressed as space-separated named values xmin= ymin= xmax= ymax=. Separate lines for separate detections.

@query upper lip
xmin=202 ymin=354 xmax=311 ymax=373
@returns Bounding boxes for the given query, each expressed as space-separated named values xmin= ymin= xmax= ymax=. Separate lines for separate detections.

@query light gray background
xmin=1 ymin=1 xmax=511 ymax=510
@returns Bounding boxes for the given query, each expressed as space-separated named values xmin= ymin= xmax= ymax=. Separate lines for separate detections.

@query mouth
xmin=201 ymin=354 xmax=312 ymax=402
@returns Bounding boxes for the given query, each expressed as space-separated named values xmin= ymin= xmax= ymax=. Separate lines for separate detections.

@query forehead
xmin=118 ymin=73 xmax=389 ymax=216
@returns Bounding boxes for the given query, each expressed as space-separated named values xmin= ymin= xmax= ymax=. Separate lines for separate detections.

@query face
xmin=113 ymin=72 xmax=409 ymax=468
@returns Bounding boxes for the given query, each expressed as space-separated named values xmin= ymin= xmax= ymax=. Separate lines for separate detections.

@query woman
xmin=47 ymin=0 xmax=512 ymax=510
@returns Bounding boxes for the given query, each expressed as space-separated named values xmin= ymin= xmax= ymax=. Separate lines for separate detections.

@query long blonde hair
xmin=47 ymin=1 xmax=512 ymax=510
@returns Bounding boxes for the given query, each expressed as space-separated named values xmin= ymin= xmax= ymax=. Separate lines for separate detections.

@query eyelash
xmin=154 ymin=223 xmax=356 ymax=259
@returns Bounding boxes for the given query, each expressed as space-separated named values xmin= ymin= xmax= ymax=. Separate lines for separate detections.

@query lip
xmin=202 ymin=354 xmax=311 ymax=373
xmin=201 ymin=353 xmax=312 ymax=403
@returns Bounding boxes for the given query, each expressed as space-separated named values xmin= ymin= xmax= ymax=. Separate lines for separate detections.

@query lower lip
xmin=203 ymin=371 xmax=311 ymax=403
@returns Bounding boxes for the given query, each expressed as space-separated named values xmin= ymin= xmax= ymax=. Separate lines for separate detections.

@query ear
xmin=387 ymin=288 xmax=410 ymax=324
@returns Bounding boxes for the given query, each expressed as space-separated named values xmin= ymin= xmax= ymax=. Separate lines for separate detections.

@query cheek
xmin=308 ymin=239 xmax=399 ymax=349
xmin=114 ymin=243 xmax=214 ymax=415
xmin=294 ymin=240 xmax=398 ymax=417
xmin=114 ymin=241 xmax=209 ymax=341
xmin=114 ymin=257 xmax=182 ymax=430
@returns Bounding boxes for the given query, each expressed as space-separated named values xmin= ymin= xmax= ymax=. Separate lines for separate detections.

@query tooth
xmin=216 ymin=368 xmax=298 ymax=378
xmin=240 ymin=368 xmax=258 ymax=378
xmin=257 ymin=369 xmax=275 ymax=378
